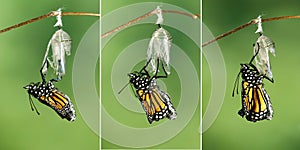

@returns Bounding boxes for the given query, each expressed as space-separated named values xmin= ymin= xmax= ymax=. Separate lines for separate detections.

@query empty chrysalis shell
xmin=254 ymin=34 xmax=275 ymax=79
xmin=147 ymin=27 xmax=172 ymax=74
xmin=49 ymin=29 xmax=72 ymax=79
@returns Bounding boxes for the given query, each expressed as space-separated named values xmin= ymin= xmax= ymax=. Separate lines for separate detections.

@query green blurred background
xmin=7 ymin=0 xmax=299 ymax=149
xmin=102 ymin=0 xmax=200 ymax=149
xmin=203 ymin=0 xmax=300 ymax=150
xmin=0 ymin=1 xmax=99 ymax=150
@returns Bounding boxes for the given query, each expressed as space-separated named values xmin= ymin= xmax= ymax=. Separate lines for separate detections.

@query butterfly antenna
xmin=28 ymin=94 xmax=40 ymax=115
xmin=232 ymin=71 xmax=241 ymax=97
xmin=118 ymin=82 xmax=130 ymax=94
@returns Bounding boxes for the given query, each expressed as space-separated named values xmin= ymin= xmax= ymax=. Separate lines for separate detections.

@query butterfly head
xmin=240 ymin=64 xmax=250 ymax=72
xmin=128 ymin=72 xmax=142 ymax=89
xmin=128 ymin=72 xmax=138 ymax=83
xmin=23 ymin=82 xmax=40 ymax=93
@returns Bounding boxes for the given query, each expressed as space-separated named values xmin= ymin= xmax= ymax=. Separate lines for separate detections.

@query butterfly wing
xmin=24 ymin=81 xmax=76 ymax=121
xmin=129 ymin=71 xmax=176 ymax=124
xmin=137 ymin=87 xmax=176 ymax=124
xmin=239 ymin=81 xmax=273 ymax=122
xmin=138 ymin=88 xmax=166 ymax=123
xmin=157 ymin=89 xmax=177 ymax=120
xmin=45 ymin=89 xmax=76 ymax=121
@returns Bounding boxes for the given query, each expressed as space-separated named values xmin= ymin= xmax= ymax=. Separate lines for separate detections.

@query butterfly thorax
xmin=240 ymin=64 xmax=263 ymax=86
xmin=25 ymin=81 xmax=55 ymax=99
xmin=128 ymin=72 xmax=157 ymax=91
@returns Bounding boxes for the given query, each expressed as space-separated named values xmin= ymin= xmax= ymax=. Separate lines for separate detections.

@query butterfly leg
xmin=40 ymin=59 xmax=50 ymax=83
xmin=154 ymin=58 xmax=168 ymax=79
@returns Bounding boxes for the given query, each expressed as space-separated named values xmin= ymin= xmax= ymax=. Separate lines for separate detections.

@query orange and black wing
xmin=24 ymin=81 xmax=76 ymax=121
xmin=137 ymin=88 xmax=176 ymax=124
xmin=43 ymin=89 xmax=76 ymax=121
xmin=239 ymin=81 xmax=273 ymax=122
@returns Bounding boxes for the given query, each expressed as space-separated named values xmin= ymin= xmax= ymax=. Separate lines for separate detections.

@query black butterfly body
xmin=232 ymin=45 xmax=274 ymax=122
xmin=236 ymin=63 xmax=273 ymax=122
xmin=128 ymin=67 xmax=176 ymax=124
xmin=24 ymin=80 xmax=76 ymax=121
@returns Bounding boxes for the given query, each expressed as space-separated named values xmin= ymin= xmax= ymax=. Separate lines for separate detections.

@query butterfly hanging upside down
xmin=232 ymin=44 xmax=274 ymax=122
xmin=122 ymin=59 xmax=177 ymax=124
xmin=24 ymin=61 xmax=76 ymax=121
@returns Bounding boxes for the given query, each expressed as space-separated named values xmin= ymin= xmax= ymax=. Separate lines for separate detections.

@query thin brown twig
xmin=162 ymin=10 xmax=200 ymax=19
xmin=62 ymin=12 xmax=100 ymax=17
xmin=202 ymin=15 xmax=300 ymax=47
xmin=202 ymin=20 xmax=256 ymax=47
xmin=0 ymin=12 xmax=100 ymax=34
xmin=101 ymin=9 xmax=199 ymax=39
xmin=101 ymin=9 xmax=156 ymax=39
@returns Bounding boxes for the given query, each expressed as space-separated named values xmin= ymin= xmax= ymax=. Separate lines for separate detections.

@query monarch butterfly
xmin=24 ymin=61 xmax=75 ymax=121
xmin=24 ymin=80 xmax=76 ymax=121
xmin=123 ymin=59 xmax=177 ymax=124
xmin=232 ymin=45 xmax=273 ymax=122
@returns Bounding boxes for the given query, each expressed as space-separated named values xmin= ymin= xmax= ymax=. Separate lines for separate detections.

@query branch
xmin=0 ymin=12 xmax=100 ymax=34
xmin=202 ymin=15 xmax=300 ymax=47
xmin=101 ymin=9 xmax=200 ymax=39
